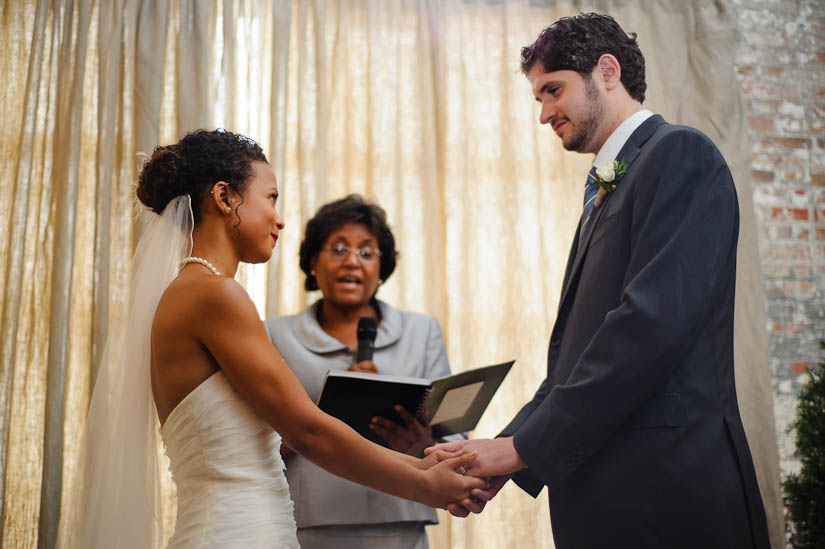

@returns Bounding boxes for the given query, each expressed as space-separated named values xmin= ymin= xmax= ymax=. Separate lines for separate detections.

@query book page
xmin=430 ymin=381 xmax=484 ymax=425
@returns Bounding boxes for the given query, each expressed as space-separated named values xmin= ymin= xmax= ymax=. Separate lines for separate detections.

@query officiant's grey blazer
xmin=500 ymin=115 xmax=770 ymax=548
xmin=265 ymin=300 xmax=461 ymax=530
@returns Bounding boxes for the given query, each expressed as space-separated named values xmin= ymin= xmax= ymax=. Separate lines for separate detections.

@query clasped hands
xmin=422 ymin=437 xmax=525 ymax=517
xmin=349 ymin=361 xmax=521 ymax=514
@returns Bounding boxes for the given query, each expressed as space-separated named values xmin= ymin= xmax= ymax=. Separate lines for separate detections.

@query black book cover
xmin=316 ymin=371 xmax=431 ymax=446
xmin=316 ymin=360 xmax=514 ymax=446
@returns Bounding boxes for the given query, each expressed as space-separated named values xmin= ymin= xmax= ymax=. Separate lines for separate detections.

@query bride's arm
xmin=196 ymin=278 xmax=485 ymax=508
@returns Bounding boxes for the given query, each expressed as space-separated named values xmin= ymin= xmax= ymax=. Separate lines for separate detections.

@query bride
xmin=58 ymin=129 xmax=484 ymax=548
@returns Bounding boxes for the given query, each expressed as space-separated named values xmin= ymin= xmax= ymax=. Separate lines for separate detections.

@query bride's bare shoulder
xmin=158 ymin=272 xmax=257 ymax=322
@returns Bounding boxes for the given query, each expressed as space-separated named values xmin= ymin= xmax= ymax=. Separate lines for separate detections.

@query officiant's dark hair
xmin=137 ymin=128 xmax=268 ymax=223
xmin=299 ymin=195 xmax=398 ymax=291
xmin=520 ymin=13 xmax=646 ymax=103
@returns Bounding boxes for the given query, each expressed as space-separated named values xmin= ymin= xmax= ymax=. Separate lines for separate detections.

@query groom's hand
xmin=426 ymin=438 xmax=524 ymax=518
xmin=447 ymin=474 xmax=511 ymax=517
xmin=426 ymin=437 xmax=525 ymax=478
xmin=424 ymin=439 xmax=469 ymax=454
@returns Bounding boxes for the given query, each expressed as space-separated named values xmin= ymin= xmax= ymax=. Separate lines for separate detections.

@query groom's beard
xmin=563 ymin=76 xmax=605 ymax=153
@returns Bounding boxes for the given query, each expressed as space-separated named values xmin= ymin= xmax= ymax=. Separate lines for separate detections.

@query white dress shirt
xmin=592 ymin=109 xmax=654 ymax=168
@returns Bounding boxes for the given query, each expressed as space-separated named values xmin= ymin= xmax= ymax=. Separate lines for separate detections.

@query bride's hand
xmin=417 ymin=448 xmax=467 ymax=470
xmin=420 ymin=452 xmax=488 ymax=509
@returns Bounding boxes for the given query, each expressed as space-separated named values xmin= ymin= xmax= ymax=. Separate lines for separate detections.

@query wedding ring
xmin=456 ymin=466 xmax=467 ymax=475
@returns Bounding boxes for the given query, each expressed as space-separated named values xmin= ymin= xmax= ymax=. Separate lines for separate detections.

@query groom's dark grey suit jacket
xmin=500 ymin=115 xmax=771 ymax=548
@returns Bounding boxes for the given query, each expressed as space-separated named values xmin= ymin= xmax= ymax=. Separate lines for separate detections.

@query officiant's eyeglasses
xmin=322 ymin=244 xmax=382 ymax=264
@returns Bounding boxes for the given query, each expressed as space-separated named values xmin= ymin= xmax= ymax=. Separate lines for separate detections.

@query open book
xmin=316 ymin=360 xmax=514 ymax=445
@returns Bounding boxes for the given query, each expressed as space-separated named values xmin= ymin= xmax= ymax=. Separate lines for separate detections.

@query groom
xmin=428 ymin=13 xmax=771 ymax=548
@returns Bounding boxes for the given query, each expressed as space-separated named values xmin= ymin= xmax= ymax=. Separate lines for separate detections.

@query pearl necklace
xmin=181 ymin=256 xmax=221 ymax=276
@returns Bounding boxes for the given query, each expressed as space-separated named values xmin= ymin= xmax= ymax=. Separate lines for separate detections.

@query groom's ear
xmin=596 ymin=54 xmax=622 ymax=91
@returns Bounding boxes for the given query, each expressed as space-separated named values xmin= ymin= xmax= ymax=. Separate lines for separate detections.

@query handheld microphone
xmin=356 ymin=317 xmax=378 ymax=362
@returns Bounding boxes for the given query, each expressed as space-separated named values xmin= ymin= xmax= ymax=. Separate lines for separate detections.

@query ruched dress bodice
xmin=161 ymin=371 xmax=298 ymax=548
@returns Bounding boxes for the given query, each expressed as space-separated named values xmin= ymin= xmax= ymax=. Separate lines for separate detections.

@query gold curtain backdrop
xmin=0 ymin=1 xmax=783 ymax=548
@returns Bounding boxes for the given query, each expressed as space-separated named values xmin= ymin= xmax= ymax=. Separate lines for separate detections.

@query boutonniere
xmin=591 ymin=159 xmax=628 ymax=207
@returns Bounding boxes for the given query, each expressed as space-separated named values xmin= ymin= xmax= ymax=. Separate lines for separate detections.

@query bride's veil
xmin=58 ymin=195 xmax=193 ymax=548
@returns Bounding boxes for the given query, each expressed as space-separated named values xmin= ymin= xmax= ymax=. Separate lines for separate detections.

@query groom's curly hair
xmin=520 ymin=13 xmax=646 ymax=103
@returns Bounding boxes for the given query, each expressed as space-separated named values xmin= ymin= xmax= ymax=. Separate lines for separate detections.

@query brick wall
xmin=732 ymin=0 xmax=825 ymax=477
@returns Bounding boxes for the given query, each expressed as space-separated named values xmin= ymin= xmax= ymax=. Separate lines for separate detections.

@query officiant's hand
xmin=348 ymin=360 xmax=378 ymax=374
xmin=370 ymin=405 xmax=433 ymax=455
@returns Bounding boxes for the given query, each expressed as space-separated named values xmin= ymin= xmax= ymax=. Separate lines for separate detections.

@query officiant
xmin=265 ymin=194 xmax=463 ymax=549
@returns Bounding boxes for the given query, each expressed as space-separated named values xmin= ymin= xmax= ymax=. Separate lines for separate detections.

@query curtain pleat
xmin=1 ymin=1 xmax=60 ymax=546
xmin=265 ymin=0 xmax=294 ymax=316
xmin=39 ymin=0 xmax=93 ymax=543
xmin=0 ymin=0 xmax=44 ymax=542
xmin=0 ymin=1 xmax=782 ymax=547
xmin=175 ymin=1 xmax=216 ymax=132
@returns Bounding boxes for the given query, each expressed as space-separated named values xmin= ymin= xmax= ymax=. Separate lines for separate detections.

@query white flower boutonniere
xmin=591 ymin=159 xmax=628 ymax=207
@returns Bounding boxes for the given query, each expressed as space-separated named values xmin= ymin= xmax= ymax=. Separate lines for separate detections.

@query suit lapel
xmin=556 ymin=115 xmax=667 ymax=313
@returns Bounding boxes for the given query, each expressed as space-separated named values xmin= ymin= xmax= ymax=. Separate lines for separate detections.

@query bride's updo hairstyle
xmin=137 ymin=128 xmax=268 ymax=223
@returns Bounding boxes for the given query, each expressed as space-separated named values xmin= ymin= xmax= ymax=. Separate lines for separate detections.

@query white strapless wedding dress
xmin=161 ymin=371 xmax=299 ymax=548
